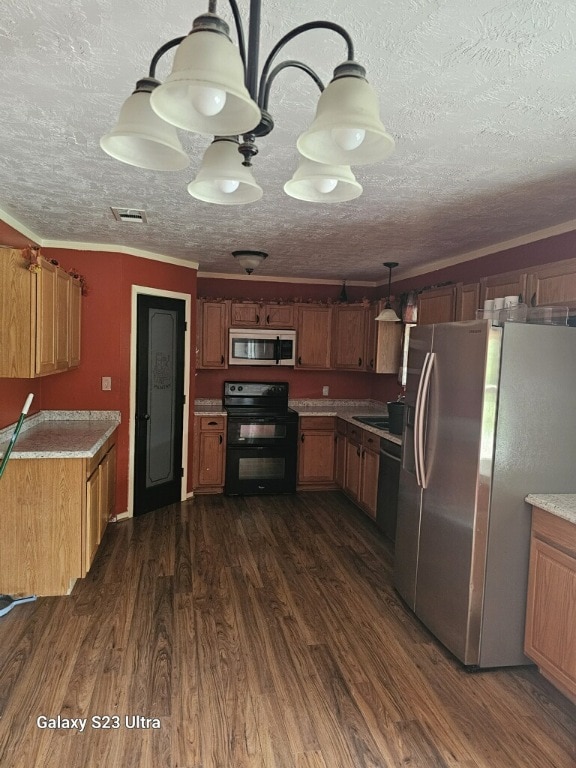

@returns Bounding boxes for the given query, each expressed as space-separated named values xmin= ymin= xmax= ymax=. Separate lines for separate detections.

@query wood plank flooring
xmin=0 ymin=491 xmax=575 ymax=768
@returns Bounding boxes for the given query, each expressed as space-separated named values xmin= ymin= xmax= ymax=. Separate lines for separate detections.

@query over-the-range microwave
xmin=228 ymin=328 xmax=296 ymax=366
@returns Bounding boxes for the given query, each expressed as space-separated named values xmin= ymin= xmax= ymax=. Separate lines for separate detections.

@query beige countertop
xmin=194 ymin=398 xmax=402 ymax=445
xmin=0 ymin=410 xmax=121 ymax=459
xmin=525 ymin=494 xmax=576 ymax=525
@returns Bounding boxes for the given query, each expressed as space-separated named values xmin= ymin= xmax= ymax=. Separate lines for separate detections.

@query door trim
xmin=128 ymin=285 xmax=191 ymax=517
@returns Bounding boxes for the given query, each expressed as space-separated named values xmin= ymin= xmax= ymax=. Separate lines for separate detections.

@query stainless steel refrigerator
xmin=394 ymin=319 xmax=576 ymax=668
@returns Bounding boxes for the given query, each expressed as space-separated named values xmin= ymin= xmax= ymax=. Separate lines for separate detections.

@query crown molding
xmin=197 ymin=271 xmax=376 ymax=286
xmin=41 ymin=239 xmax=199 ymax=270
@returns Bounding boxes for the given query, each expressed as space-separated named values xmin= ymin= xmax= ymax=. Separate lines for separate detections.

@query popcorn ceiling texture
xmin=1 ymin=0 xmax=576 ymax=282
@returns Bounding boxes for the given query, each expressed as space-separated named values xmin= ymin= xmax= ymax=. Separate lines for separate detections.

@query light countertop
xmin=194 ymin=398 xmax=402 ymax=445
xmin=0 ymin=410 xmax=121 ymax=459
xmin=525 ymin=494 xmax=576 ymax=525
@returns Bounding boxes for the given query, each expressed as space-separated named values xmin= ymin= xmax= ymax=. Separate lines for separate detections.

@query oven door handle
xmin=274 ymin=336 xmax=281 ymax=365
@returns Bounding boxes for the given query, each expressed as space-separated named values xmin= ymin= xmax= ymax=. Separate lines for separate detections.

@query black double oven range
xmin=223 ymin=381 xmax=298 ymax=495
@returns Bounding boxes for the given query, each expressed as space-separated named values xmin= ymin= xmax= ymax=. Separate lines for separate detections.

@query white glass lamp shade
xmin=297 ymin=74 xmax=395 ymax=166
xmin=150 ymin=31 xmax=261 ymax=135
xmin=187 ymin=138 xmax=263 ymax=205
xmin=100 ymin=90 xmax=189 ymax=171
xmin=375 ymin=305 xmax=401 ymax=321
xmin=284 ymin=159 xmax=362 ymax=203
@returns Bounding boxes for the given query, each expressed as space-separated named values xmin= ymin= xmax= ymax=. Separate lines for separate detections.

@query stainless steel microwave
xmin=228 ymin=329 xmax=296 ymax=366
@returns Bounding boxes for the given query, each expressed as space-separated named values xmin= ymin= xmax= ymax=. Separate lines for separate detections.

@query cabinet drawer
xmin=362 ymin=429 xmax=379 ymax=451
xmin=299 ymin=416 xmax=335 ymax=431
xmin=86 ymin=435 xmax=115 ymax=478
xmin=199 ymin=415 xmax=226 ymax=431
xmin=346 ymin=423 xmax=363 ymax=442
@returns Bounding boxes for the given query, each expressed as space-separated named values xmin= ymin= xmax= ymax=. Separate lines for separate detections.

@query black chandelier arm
xmin=256 ymin=20 xmax=355 ymax=107
xmin=261 ymin=60 xmax=324 ymax=111
xmin=148 ymin=36 xmax=186 ymax=79
xmin=225 ymin=0 xmax=247 ymax=71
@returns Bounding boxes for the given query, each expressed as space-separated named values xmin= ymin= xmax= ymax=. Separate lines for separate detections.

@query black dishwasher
xmin=376 ymin=437 xmax=401 ymax=543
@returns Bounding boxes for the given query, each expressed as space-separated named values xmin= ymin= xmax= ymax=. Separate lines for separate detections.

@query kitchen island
xmin=524 ymin=494 xmax=576 ymax=704
xmin=0 ymin=410 xmax=120 ymax=596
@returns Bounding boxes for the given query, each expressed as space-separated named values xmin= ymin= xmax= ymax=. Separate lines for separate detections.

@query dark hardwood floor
xmin=0 ymin=491 xmax=575 ymax=768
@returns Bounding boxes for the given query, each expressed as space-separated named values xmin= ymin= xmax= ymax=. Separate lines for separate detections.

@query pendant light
xmin=232 ymin=250 xmax=268 ymax=274
xmin=375 ymin=262 xmax=401 ymax=322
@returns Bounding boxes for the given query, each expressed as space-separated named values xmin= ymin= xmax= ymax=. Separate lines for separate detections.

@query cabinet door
xmin=360 ymin=448 xmax=379 ymax=519
xmin=0 ymin=248 xmax=34 ymax=377
xmin=55 ymin=269 xmax=70 ymax=370
xmin=374 ymin=320 xmax=402 ymax=374
xmin=296 ymin=305 xmax=332 ymax=369
xmin=68 ymin=278 xmax=82 ymax=368
xmin=197 ymin=300 xmax=229 ymax=368
xmin=344 ymin=439 xmax=361 ymax=500
xmin=417 ymin=285 xmax=457 ymax=325
xmin=85 ymin=468 xmax=101 ymax=574
xmin=297 ymin=418 xmax=335 ymax=486
xmin=525 ymin=536 xmax=576 ymax=700
xmin=230 ymin=302 xmax=261 ymax=326
xmin=195 ymin=422 xmax=225 ymax=489
xmin=455 ymin=282 xmax=480 ymax=321
xmin=480 ymin=269 xmax=527 ymax=305
xmin=335 ymin=430 xmax=347 ymax=488
xmin=35 ymin=258 xmax=58 ymax=375
xmin=265 ymin=303 xmax=294 ymax=328
xmin=526 ymin=257 xmax=576 ymax=310
xmin=332 ymin=304 xmax=367 ymax=369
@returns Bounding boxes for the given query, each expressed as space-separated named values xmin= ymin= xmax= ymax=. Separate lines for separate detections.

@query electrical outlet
xmin=322 ymin=386 xmax=329 ymax=396
xmin=101 ymin=376 xmax=112 ymax=391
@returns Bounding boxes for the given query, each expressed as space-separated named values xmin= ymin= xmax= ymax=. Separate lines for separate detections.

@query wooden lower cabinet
xmin=0 ymin=432 xmax=117 ymax=596
xmin=193 ymin=415 xmax=226 ymax=493
xmin=341 ymin=422 xmax=380 ymax=519
xmin=297 ymin=416 xmax=336 ymax=489
xmin=524 ymin=506 xmax=576 ymax=704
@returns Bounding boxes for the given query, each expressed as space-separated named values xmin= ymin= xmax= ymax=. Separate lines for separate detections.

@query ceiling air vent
xmin=110 ymin=207 xmax=147 ymax=223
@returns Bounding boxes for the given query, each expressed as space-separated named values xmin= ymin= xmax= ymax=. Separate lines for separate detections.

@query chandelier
xmin=100 ymin=0 xmax=395 ymax=205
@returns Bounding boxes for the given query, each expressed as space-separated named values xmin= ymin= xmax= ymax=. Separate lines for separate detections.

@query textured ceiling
xmin=2 ymin=0 xmax=576 ymax=284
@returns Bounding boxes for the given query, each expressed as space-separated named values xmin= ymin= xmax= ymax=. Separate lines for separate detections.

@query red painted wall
xmin=0 ymin=247 xmax=197 ymax=515
xmin=2 ymin=220 xmax=576 ymax=516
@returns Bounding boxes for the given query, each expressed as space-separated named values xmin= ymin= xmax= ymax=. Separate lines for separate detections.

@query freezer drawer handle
xmin=415 ymin=351 xmax=434 ymax=489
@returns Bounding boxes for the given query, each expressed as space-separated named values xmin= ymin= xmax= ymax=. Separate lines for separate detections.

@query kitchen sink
xmin=352 ymin=415 xmax=390 ymax=429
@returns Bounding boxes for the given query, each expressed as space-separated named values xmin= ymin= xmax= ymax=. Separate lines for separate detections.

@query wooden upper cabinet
xmin=230 ymin=301 xmax=295 ymax=328
xmin=332 ymin=304 xmax=367 ymax=370
xmin=0 ymin=249 xmax=82 ymax=378
xmin=526 ymin=257 xmax=576 ymax=310
xmin=417 ymin=284 xmax=457 ymax=325
xmin=455 ymin=282 xmax=480 ymax=321
xmin=296 ymin=304 xmax=332 ymax=369
xmin=197 ymin=299 xmax=229 ymax=369
xmin=479 ymin=269 xmax=528 ymax=305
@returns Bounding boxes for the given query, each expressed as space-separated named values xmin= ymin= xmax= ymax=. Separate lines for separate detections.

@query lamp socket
xmin=322 ymin=386 xmax=329 ymax=396
xmin=101 ymin=376 xmax=112 ymax=391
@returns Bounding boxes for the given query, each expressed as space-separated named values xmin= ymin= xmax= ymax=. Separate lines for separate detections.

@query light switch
xmin=322 ymin=386 xmax=329 ymax=396
xmin=101 ymin=376 xmax=112 ymax=391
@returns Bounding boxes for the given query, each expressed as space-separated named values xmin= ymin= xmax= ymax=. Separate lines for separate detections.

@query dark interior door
xmin=134 ymin=295 xmax=185 ymax=516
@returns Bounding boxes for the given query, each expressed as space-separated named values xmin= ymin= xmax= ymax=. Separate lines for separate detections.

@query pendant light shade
xmin=284 ymin=158 xmax=362 ymax=203
xmin=150 ymin=28 xmax=261 ymax=136
xmin=375 ymin=261 xmax=401 ymax=321
xmin=187 ymin=137 xmax=263 ymax=205
xmin=100 ymin=81 xmax=190 ymax=171
xmin=297 ymin=63 xmax=395 ymax=167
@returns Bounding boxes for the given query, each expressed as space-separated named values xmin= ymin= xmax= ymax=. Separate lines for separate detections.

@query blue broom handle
xmin=0 ymin=393 xmax=34 ymax=479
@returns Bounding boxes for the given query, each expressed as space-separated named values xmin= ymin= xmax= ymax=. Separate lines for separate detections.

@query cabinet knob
xmin=301 ymin=433 xmax=305 ymax=442
xmin=219 ymin=435 xmax=223 ymax=444
xmin=358 ymin=357 xmax=362 ymax=366
xmin=256 ymin=314 xmax=260 ymax=324
xmin=266 ymin=315 xmax=270 ymax=324
xmin=220 ymin=355 xmax=224 ymax=364
xmin=298 ymin=356 xmax=302 ymax=365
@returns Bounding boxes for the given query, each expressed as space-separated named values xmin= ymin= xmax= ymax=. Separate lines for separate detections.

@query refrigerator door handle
xmin=415 ymin=351 xmax=434 ymax=489
xmin=414 ymin=352 xmax=429 ymax=486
